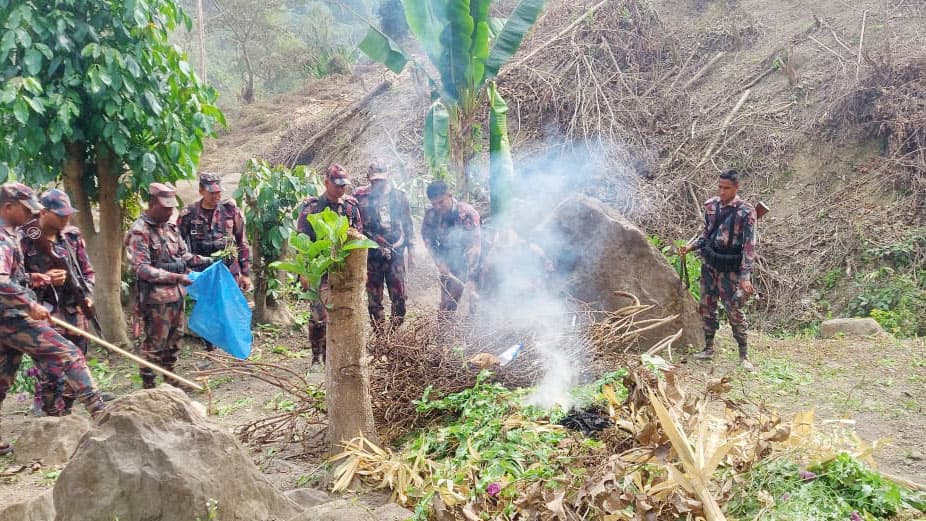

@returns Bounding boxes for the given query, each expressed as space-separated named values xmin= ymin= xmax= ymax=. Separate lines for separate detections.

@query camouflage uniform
xmin=22 ymin=213 xmax=96 ymax=414
xmin=692 ymin=195 xmax=757 ymax=355
xmin=0 ymin=189 xmax=104 ymax=426
xmin=296 ymin=194 xmax=363 ymax=363
xmin=355 ymin=184 xmax=414 ymax=332
xmin=177 ymin=198 xmax=250 ymax=279
xmin=421 ymin=198 xmax=481 ymax=314
xmin=125 ymin=209 xmax=209 ymax=388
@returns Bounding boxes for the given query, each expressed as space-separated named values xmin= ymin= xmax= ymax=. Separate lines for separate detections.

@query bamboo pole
xmin=50 ymin=316 xmax=204 ymax=391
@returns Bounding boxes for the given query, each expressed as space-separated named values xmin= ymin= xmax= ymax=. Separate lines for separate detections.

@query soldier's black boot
xmin=141 ymin=369 xmax=157 ymax=390
xmin=692 ymin=334 xmax=715 ymax=360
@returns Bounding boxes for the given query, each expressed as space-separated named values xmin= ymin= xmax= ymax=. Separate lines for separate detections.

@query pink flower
xmin=780 ymin=493 xmax=790 ymax=502
xmin=486 ymin=483 xmax=501 ymax=497
xmin=850 ymin=512 xmax=862 ymax=521
xmin=799 ymin=470 xmax=817 ymax=481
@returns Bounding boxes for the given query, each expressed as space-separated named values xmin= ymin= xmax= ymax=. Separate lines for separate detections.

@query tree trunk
xmin=62 ymin=141 xmax=96 ymax=244
xmin=241 ymin=43 xmax=255 ymax=104
xmin=196 ymin=0 xmax=207 ymax=82
xmin=326 ymin=230 xmax=379 ymax=456
xmin=93 ymin=148 xmax=130 ymax=347
xmin=251 ymin=226 xmax=269 ymax=323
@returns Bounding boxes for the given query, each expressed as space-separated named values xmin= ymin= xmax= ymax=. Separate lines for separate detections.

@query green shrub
xmin=848 ymin=270 xmax=925 ymax=337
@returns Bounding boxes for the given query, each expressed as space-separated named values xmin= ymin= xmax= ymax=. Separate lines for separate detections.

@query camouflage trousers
xmin=698 ymin=264 xmax=748 ymax=351
xmin=367 ymin=252 xmax=407 ymax=333
xmin=309 ymin=277 xmax=330 ymax=364
xmin=0 ymin=315 xmax=104 ymax=416
xmin=138 ymin=300 xmax=184 ymax=387
xmin=35 ymin=307 xmax=91 ymax=415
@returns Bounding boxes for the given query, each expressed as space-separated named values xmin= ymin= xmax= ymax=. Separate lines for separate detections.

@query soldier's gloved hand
xmin=174 ymin=273 xmax=193 ymax=286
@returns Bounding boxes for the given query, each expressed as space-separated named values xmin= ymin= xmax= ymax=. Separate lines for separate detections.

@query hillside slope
xmin=199 ymin=0 xmax=926 ymax=328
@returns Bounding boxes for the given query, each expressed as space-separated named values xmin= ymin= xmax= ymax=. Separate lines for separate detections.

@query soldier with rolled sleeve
xmin=0 ymin=183 xmax=105 ymax=452
xmin=125 ymin=183 xmax=210 ymax=389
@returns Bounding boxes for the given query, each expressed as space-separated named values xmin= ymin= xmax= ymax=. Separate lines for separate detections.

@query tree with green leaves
xmin=359 ymin=0 xmax=546 ymax=215
xmin=0 ymin=0 xmax=223 ymax=345
xmin=234 ymin=158 xmax=318 ymax=324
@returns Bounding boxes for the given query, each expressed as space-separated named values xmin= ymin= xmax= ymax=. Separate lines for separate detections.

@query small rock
xmin=14 ymin=414 xmax=91 ymax=466
xmin=284 ymin=488 xmax=332 ymax=509
xmin=907 ymin=451 xmax=924 ymax=461
xmin=373 ymin=502 xmax=415 ymax=521
xmin=820 ymin=318 xmax=886 ymax=339
xmin=288 ymin=499 xmax=375 ymax=521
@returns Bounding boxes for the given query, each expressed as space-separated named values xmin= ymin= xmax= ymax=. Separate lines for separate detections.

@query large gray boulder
xmin=14 ymin=414 xmax=91 ymax=466
xmin=820 ymin=318 xmax=886 ymax=339
xmin=543 ymin=195 xmax=704 ymax=350
xmin=53 ymin=386 xmax=302 ymax=521
xmin=0 ymin=489 xmax=54 ymax=521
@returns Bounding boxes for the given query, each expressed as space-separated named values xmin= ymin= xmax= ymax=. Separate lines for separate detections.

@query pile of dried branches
xmin=194 ymin=352 xmax=327 ymax=454
xmin=830 ymin=55 xmax=926 ymax=216
xmin=369 ymin=292 xmax=682 ymax=442
xmin=369 ymin=314 xmax=567 ymax=441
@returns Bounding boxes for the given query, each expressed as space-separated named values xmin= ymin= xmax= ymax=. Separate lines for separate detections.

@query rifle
xmin=23 ymin=219 xmax=102 ymax=334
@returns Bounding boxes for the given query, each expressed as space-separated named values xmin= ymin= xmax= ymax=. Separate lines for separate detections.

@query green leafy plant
xmin=0 ymin=0 xmax=224 ymax=346
xmin=271 ymin=208 xmax=378 ymax=301
xmin=649 ymin=235 xmax=702 ymax=300
xmin=234 ymin=159 xmax=319 ymax=323
xmin=396 ymin=372 xmax=610 ymax=520
xmin=728 ymin=454 xmax=925 ymax=520
xmin=848 ymin=271 xmax=925 ymax=337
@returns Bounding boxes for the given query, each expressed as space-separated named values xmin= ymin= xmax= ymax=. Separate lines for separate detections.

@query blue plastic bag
xmin=187 ymin=262 xmax=253 ymax=359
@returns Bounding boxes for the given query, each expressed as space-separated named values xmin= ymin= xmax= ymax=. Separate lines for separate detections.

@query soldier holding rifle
xmin=679 ymin=170 xmax=764 ymax=372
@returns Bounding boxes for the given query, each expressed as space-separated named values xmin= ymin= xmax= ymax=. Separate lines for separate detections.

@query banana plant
xmin=358 ymin=0 xmax=547 ymax=212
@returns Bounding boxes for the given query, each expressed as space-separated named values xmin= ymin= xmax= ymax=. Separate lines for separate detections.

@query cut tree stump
xmin=326 ymin=229 xmax=380 ymax=459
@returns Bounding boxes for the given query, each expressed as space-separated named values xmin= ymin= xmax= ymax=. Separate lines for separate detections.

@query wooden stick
xmin=809 ymin=35 xmax=846 ymax=62
xmin=286 ymin=80 xmax=392 ymax=167
xmin=697 ymin=88 xmax=751 ymax=168
xmin=856 ymin=10 xmax=867 ymax=81
xmin=682 ymin=52 xmax=725 ymax=91
xmin=50 ymin=316 xmax=204 ymax=391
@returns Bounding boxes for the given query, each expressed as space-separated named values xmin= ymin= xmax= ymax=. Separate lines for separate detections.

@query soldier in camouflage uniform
xmin=178 ymin=173 xmax=251 ymax=359
xmin=125 ymin=183 xmax=211 ymax=389
xmin=296 ymin=164 xmax=363 ymax=365
xmin=21 ymin=189 xmax=99 ymax=414
xmin=178 ymin=173 xmax=251 ymax=290
xmin=679 ymin=170 xmax=757 ymax=371
xmin=421 ymin=181 xmax=481 ymax=317
xmin=0 ymin=183 xmax=105 ymax=452
xmin=355 ymin=161 xmax=414 ymax=333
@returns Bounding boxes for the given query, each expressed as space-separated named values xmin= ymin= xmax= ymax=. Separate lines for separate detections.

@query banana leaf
xmin=484 ymin=0 xmax=547 ymax=82
xmin=402 ymin=0 xmax=445 ymax=68
xmin=470 ymin=0 xmax=492 ymax=88
xmin=424 ymin=100 xmax=451 ymax=178
xmin=358 ymin=26 xmax=410 ymax=74
xmin=438 ymin=0 xmax=476 ymax=102
xmin=488 ymin=82 xmax=513 ymax=217
xmin=488 ymin=17 xmax=507 ymax=40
